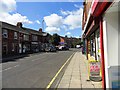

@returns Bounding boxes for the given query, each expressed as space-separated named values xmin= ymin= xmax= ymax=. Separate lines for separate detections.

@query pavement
xmin=57 ymin=51 xmax=102 ymax=88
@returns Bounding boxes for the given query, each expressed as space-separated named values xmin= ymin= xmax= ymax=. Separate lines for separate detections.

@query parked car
xmin=40 ymin=44 xmax=45 ymax=52
xmin=76 ymin=45 xmax=81 ymax=48
xmin=58 ymin=45 xmax=69 ymax=50
xmin=45 ymin=46 xmax=51 ymax=52
xmin=58 ymin=46 xmax=64 ymax=50
xmin=49 ymin=46 xmax=57 ymax=52
xmin=55 ymin=46 xmax=59 ymax=50
xmin=45 ymin=45 xmax=56 ymax=52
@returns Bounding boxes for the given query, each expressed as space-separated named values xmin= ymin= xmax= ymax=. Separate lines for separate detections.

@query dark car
xmin=49 ymin=46 xmax=56 ymax=52
xmin=45 ymin=46 xmax=51 ymax=52
xmin=40 ymin=44 xmax=45 ymax=52
xmin=45 ymin=45 xmax=56 ymax=52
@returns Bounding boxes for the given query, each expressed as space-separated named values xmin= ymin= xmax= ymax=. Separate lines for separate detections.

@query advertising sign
xmin=88 ymin=60 xmax=102 ymax=81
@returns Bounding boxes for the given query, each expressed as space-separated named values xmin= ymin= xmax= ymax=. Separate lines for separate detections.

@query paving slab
xmin=57 ymin=51 xmax=102 ymax=89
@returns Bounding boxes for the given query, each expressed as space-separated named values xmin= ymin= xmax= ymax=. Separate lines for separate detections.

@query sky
xmin=0 ymin=0 xmax=83 ymax=38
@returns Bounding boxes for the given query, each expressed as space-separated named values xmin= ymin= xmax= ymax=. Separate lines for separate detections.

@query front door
xmin=3 ymin=45 xmax=7 ymax=56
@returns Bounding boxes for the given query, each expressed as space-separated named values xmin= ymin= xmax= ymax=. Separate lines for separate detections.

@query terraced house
xmin=1 ymin=21 xmax=49 ymax=57
xmin=82 ymin=0 xmax=120 ymax=89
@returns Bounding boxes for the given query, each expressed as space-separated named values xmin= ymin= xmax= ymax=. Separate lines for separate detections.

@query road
xmin=2 ymin=49 xmax=80 ymax=88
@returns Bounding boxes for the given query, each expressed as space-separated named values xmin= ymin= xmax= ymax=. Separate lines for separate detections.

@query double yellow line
xmin=46 ymin=52 xmax=75 ymax=89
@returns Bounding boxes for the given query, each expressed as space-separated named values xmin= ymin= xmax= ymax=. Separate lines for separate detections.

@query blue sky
xmin=0 ymin=0 xmax=83 ymax=38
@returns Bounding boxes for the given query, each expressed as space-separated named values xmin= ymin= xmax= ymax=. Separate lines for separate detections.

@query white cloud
xmin=44 ymin=14 xmax=64 ymax=33
xmin=0 ymin=0 xmax=33 ymax=25
xmin=45 ymin=7 xmax=83 ymax=33
xmin=44 ymin=14 xmax=63 ymax=28
xmin=0 ymin=0 xmax=16 ymax=12
xmin=74 ymin=4 xmax=81 ymax=8
xmin=62 ymin=7 xmax=83 ymax=30
xmin=64 ymin=14 xmax=81 ymax=29
xmin=74 ymin=36 xmax=80 ymax=38
xmin=0 ymin=13 xmax=33 ymax=25
xmin=45 ymin=27 xmax=60 ymax=33
xmin=60 ymin=10 xmax=71 ymax=16
xmin=35 ymin=20 xmax=40 ymax=24
xmin=61 ymin=25 xmax=68 ymax=31
xmin=66 ymin=32 xmax=71 ymax=35
xmin=61 ymin=8 xmax=83 ymax=16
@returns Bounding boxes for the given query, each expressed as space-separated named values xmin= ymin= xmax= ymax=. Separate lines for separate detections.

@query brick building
xmin=1 ymin=21 xmax=49 ymax=57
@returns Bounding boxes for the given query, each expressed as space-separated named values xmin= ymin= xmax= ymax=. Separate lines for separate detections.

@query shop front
xmin=22 ymin=42 xmax=31 ymax=54
xmin=86 ymin=28 xmax=102 ymax=82
xmin=31 ymin=42 xmax=39 ymax=53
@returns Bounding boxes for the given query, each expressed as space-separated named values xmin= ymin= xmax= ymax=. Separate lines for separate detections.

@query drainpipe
xmin=100 ymin=16 xmax=106 ymax=89
xmin=86 ymin=39 xmax=88 ymax=60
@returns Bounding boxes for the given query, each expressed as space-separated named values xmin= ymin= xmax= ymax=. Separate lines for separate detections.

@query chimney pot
xmin=17 ymin=22 xmax=22 ymax=28
xmin=39 ymin=28 xmax=42 ymax=32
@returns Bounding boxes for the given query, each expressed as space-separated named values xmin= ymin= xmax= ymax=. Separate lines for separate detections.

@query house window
xmin=2 ymin=29 xmax=8 ymax=38
xmin=23 ymin=34 xmax=29 ymax=41
xmin=32 ymin=35 xmax=38 ymax=41
xmin=3 ymin=44 xmax=7 ymax=55
xmin=12 ymin=43 xmax=15 ymax=51
xmin=14 ymin=32 xmax=17 ymax=39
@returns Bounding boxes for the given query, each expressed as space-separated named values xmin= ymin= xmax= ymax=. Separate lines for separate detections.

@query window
xmin=23 ymin=34 xmax=29 ymax=41
xmin=90 ymin=34 xmax=95 ymax=57
xmin=2 ymin=29 xmax=8 ymax=38
xmin=3 ymin=45 xmax=7 ymax=55
xmin=12 ymin=43 xmax=15 ymax=51
xmin=32 ymin=35 xmax=38 ymax=41
xmin=14 ymin=32 xmax=17 ymax=39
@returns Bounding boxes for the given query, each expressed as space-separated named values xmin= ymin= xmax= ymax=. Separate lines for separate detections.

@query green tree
xmin=52 ymin=33 xmax=60 ymax=46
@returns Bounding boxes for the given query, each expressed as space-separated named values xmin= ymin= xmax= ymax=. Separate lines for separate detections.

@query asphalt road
xmin=2 ymin=48 xmax=80 ymax=88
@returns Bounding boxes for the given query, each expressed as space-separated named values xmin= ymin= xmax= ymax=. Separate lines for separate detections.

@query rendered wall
xmin=103 ymin=2 xmax=120 ymax=88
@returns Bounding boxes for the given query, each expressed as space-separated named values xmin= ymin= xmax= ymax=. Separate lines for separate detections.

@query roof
xmin=1 ymin=21 xmax=44 ymax=36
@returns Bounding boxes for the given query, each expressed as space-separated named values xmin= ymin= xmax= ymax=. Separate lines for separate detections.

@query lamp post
xmin=42 ymin=20 xmax=44 ymax=31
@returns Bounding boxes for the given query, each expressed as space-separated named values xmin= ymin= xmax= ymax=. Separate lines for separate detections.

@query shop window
xmin=95 ymin=30 xmax=100 ymax=61
xmin=14 ymin=32 xmax=18 ymax=39
xmin=90 ymin=39 xmax=95 ymax=57
xmin=2 ymin=29 xmax=8 ymax=38
xmin=90 ymin=34 xmax=95 ymax=57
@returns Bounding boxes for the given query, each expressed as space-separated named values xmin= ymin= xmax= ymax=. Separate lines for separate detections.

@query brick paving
xmin=57 ymin=51 xmax=102 ymax=88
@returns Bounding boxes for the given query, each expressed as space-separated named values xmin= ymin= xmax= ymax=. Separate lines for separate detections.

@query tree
xmin=52 ymin=33 xmax=60 ymax=46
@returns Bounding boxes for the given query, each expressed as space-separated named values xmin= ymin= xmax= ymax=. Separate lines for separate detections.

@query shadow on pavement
xmin=2 ymin=54 xmax=29 ymax=63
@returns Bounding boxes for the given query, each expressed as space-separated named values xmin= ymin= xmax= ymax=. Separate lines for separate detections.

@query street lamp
xmin=42 ymin=20 xmax=44 ymax=31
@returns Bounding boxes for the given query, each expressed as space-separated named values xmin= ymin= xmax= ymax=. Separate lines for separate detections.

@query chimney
xmin=17 ymin=22 xmax=22 ymax=28
xmin=39 ymin=28 xmax=42 ymax=32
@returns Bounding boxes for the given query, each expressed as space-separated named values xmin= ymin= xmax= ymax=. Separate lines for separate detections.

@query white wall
xmin=104 ymin=2 xmax=119 ymax=66
xmin=103 ymin=2 xmax=119 ymax=88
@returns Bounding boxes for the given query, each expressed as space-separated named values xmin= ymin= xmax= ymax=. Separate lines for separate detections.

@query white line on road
xmin=3 ymin=67 xmax=12 ymax=71
xmin=32 ymin=59 xmax=39 ymax=61
xmin=2 ymin=64 xmax=20 ymax=72
xmin=13 ymin=65 xmax=19 ymax=67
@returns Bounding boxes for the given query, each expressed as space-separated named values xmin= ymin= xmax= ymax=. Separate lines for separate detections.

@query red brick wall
xmin=2 ymin=29 xmax=19 ymax=56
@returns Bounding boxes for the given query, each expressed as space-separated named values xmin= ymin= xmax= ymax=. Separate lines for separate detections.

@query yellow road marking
xmin=46 ymin=52 xmax=75 ymax=89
